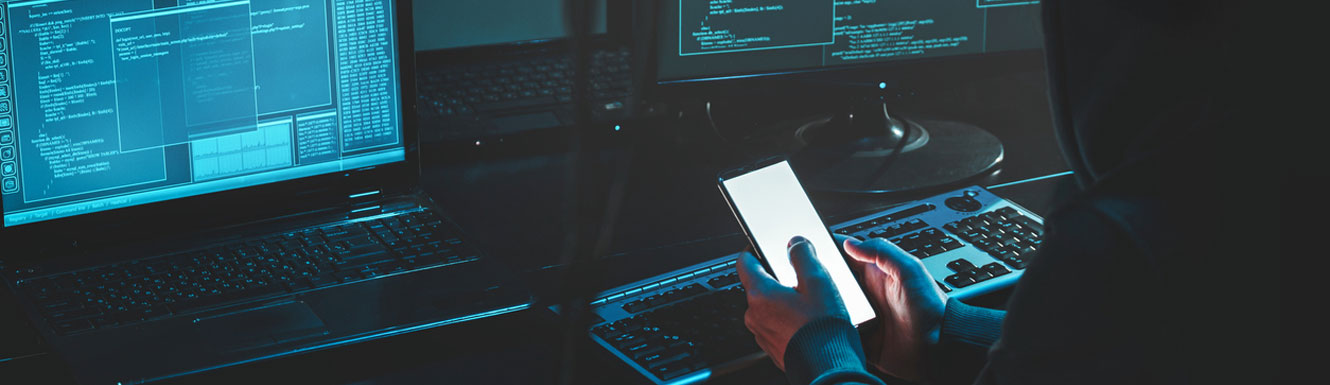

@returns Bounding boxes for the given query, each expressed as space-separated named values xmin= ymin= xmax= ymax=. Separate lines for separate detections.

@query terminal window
xmin=659 ymin=0 xmax=1043 ymax=81
xmin=1 ymin=0 xmax=404 ymax=227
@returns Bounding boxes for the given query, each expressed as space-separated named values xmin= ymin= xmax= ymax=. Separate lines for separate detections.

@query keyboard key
xmin=307 ymin=274 xmax=339 ymax=288
xmin=706 ymin=273 xmax=739 ymax=288
xmin=650 ymin=356 xmax=700 ymax=380
xmin=945 ymin=274 xmax=976 ymax=288
xmin=644 ymin=295 xmax=666 ymax=307
xmin=982 ymin=263 xmax=1011 ymax=277
xmin=46 ymin=306 xmax=101 ymax=322
xmin=89 ymin=316 xmax=118 ymax=328
xmin=333 ymin=251 xmax=395 ymax=270
xmin=52 ymin=319 xmax=94 ymax=335
xmin=170 ymin=285 xmax=285 ymax=314
xmin=967 ymin=268 xmax=995 ymax=283
xmin=39 ymin=298 xmax=81 ymax=312
xmin=623 ymin=300 xmax=650 ymax=313
xmin=938 ymin=236 xmax=961 ymax=250
xmin=947 ymin=259 xmax=976 ymax=273
xmin=139 ymin=305 xmax=171 ymax=321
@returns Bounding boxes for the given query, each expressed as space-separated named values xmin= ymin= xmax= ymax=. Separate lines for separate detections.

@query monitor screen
xmin=413 ymin=0 xmax=607 ymax=52
xmin=657 ymin=0 xmax=1044 ymax=83
xmin=0 ymin=0 xmax=407 ymax=227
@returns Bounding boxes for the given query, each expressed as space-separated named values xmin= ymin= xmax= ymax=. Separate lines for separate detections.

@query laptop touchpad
xmin=195 ymin=301 xmax=330 ymax=354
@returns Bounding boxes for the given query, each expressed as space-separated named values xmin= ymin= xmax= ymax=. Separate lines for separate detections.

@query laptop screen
xmin=0 ymin=0 xmax=407 ymax=227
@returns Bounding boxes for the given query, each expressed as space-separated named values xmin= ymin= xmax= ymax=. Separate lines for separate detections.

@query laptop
xmin=0 ymin=0 xmax=529 ymax=383
xmin=413 ymin=0 xmax=655 ymax=144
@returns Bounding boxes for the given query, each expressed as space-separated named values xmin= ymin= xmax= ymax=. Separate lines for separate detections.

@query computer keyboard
xmin=582 ymin=186 xmax=1043 ymax=385
xmin=416 ymin=47 xmax=634 ymax=125
xmin=829 ymin=186 xmax=1043 ymax=298
xmin=15 ymin=210 xmax=480 ymax=336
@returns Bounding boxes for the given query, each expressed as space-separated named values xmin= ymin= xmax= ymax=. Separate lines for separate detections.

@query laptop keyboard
xmin=16 ymin=210 xmax=480 ymax=336
xmin=417 ymin=47 xmax=634 ymax=121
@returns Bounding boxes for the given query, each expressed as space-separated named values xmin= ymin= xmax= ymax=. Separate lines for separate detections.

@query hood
xmin=1041 ymin=0 xmax=1233 ymax=188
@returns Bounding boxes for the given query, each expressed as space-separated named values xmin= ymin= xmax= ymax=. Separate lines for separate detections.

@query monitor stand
xmin=789 ymin=99 xmax=1003 ymax=194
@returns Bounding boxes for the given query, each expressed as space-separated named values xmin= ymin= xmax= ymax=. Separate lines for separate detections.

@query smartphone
xmin=717 ymin=157 xmax=876 ymax=326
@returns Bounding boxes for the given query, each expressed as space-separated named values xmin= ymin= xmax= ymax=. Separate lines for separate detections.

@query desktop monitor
xmin=0 ymin=0 xmax=413 ymax=232
xmin=654 ymin=0 xmax=1045 ymax=193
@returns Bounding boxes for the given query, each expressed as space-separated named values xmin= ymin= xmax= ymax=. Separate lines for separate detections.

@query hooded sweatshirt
xmin=783 ymin=1 xmax=1280 ymax=384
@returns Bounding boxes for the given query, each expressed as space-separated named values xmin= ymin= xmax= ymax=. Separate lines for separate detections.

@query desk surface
xmin=0 ymin=69 xmax=1074 ymax=385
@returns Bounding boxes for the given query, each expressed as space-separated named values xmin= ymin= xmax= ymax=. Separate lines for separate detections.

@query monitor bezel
xmin=413 ymin=0 xmax=629 ymax=59
xmin=0 ymin=0 xmax=422 ymax=257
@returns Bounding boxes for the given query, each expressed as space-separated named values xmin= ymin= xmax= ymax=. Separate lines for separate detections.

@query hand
xmin=737 ymin=236 xmax=850 ymax=370
xmin=839 ymin=235 xmax=948 ymax=382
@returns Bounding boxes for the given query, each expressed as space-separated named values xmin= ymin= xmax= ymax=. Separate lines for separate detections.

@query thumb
xmin=844 ymin=237 xmax=909 ymax=274
xmin=844 ymin=237 xmax=938 ymax=292
xmin=736 ymin=251 xmax=781 ymax=295
xmin=842 ymin=236 xmax=877 ymax=265
xmin=787 ymin=236 xmax=834 ymax=295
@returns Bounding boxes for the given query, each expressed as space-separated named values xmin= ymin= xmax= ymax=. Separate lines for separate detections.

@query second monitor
xmin=655 ymin=1 xmax=1045 ymax=194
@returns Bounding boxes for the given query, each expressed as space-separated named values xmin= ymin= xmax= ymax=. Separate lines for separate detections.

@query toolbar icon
xmin=2 ymin=177 xmax=16 ymax=194
xmin=0 ymin=85 xmax=8 ymax=98
xmin=1 ymin=161 xmax=14 ymax=177
xmin=0 ymin=116 xmax=9 ymax=128
xmin=0 ymin=147 xmax=12 ymax=161
xmin=0 ymin=101 xmax=8 ymax=114
xmin=1 ymin=131 xmax=12 ymax=145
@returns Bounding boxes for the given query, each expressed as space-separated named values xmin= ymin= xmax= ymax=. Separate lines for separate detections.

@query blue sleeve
xmin=783 ymin=317 xmax=887 ymax=385
xmin=928 ymin=298 xmax=1007 ymax=385
xmin=940 ymin=297 xmax=1006 ymax=348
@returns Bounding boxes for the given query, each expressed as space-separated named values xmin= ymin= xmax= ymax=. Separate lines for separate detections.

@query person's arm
xmin=784 ymin=316 xmax=886 ymax=385
xmin=736 ymin=238 xmax=887 ymax=385
xmin=928 ymin=298 xmax=1007 ymax=385
xmin=777 ymin=288 xmax=1008 ymax=385
xmin=939 ymin=299 xmax=1006 ymax=348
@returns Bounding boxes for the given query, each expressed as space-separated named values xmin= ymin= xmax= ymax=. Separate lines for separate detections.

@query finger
xmin=786 ymin=236 xmax=834 ymax=295
xmin=842 ymin=236 xmax=882 ymax=265
xmin=845 ymin=237 xmax=939 ymax=290
xmin=833 ymin=234 xmax=856 ymax=252
xmin=736 ymin=251 xmax=780 ymax=295
xmin=844 ymin=237 xmax=916 ymax=272
xmin=840 ymin=236 xmax=870 ymax=279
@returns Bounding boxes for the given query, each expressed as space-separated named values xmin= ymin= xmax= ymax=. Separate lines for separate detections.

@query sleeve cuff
xmin=783 ymin=317 xmax=885 ymax=385
xmin=939 ymin=297 xmax=1006 ymax=348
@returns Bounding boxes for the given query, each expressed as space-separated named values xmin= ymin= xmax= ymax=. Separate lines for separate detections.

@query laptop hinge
xmin=347 ymin=189 xmax=385 ymax=219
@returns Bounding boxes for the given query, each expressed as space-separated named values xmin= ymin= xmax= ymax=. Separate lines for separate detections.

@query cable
xmin=861 ymin=99 xmax=913 ymax=190
xmin=705 ymin=101 xmax=732 ymax=143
